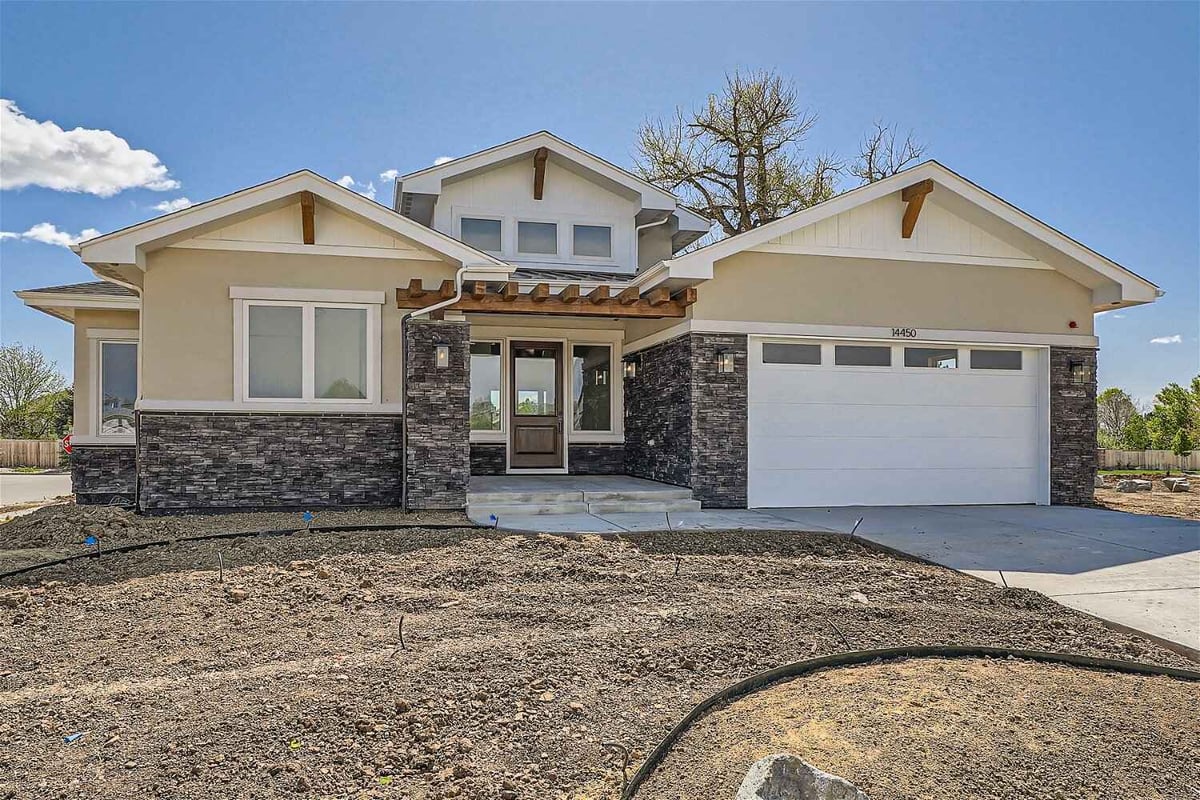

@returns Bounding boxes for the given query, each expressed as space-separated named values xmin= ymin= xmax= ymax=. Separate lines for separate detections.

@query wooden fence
xmin=0 ymin=439 xmax=62 ymax=468
xmin=1098 ymin=449 xmax=1200 ymax=471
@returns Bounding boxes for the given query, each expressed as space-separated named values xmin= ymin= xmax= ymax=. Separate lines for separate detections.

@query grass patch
xmin=1099 ymin=469 xmax=1168 ymax=476
xmin=9 ymin=466 xmax=45 ymax=475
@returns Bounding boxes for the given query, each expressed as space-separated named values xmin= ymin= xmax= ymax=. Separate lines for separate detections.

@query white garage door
xmin=748 ymin=339 xmax=1045 ymax=507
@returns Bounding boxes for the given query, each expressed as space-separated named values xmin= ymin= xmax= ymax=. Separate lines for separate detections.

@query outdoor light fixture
xmin=623 ymin=358 xmax=637 ymax=380
xmin=717 ymin=349 xmax=735 ymax=374
xmin=1069 ymin=359 xmax=1093 ymax=385
xmin=435 ymin=344 xmax=450 ymax=369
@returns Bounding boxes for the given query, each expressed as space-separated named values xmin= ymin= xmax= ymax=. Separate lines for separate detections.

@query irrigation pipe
xmin=621 ymin=645 xmax=1200 ymax=799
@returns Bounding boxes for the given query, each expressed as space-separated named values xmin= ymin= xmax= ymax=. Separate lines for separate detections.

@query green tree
xmin=0 ymin=343 xmax=66 ymax=439
xmin=1120 ymin=412 xmax=1151 ymax=450
xmin=1147 ymin=382 xmax=1197 ymax=449
xmin=1096 ymin=388 xmax=1139 ymax=445
xmin=1171 ymin=428 xmax=1194 ymax=470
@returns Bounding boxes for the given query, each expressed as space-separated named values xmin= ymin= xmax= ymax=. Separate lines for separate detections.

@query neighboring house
xmin=17 ymin=131 xmax=1160 ymax=511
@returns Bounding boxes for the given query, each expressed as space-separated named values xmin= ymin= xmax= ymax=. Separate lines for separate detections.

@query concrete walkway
xmin=490 ymin=504 xmax=1200 ymax=655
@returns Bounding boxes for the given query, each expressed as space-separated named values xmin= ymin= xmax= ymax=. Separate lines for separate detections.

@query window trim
xmin=458 ymin=215 xmax=504 ymax=255
xmin=569 ymin=341 xmax=616 ymax=435
xmin=238 ymin=299 xmax=380 ymax=405
xmin=469 ymin=339 xmax=505 ymax=435
xmin=97 ymin=339 xmax=139 ymax=439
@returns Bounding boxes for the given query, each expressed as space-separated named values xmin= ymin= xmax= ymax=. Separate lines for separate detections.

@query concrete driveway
xmin=771 ymin=505 xmax=1200 ymax=656
xmin=0 ymin=471 xmax=73 ymax=507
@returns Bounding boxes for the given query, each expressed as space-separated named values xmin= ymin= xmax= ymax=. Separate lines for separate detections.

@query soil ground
xmin=1 ymin=523 xmax=1194 ymax=800
xmin=640 ymin=656 xmax=1200 ymax=800
xmin=1094 ymin=473 xmax=1199 ymax=520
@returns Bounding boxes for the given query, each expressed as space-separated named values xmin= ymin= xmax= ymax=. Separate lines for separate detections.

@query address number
xmin=891 ymin=327 xmax=918 ymax=338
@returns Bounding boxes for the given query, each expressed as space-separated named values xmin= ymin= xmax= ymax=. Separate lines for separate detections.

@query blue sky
xmin=2 ymin=1 xmax=1196 ymax=405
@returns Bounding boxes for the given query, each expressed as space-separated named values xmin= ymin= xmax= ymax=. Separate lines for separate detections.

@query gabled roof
xmin=393 ymin=131 xmax=712 ymax=249
xmin=19 ymin=280 xmax=135 ymax=297
xmin=75 ymin=170 xmax=510 ymax=278
xmin=16 ymin=280 xmax=139 ymax=322
xmin=660 ymin=160 xmax=1161 ymax=311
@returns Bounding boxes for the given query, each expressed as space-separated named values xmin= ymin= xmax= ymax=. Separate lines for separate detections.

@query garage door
xmin=747 ymin=339 xmax=1044 ymax=507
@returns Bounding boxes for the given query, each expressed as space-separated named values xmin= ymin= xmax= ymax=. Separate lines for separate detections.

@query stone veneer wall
xmin=136 ymin=412 xmax=402 ymax=510
xmin=624 ymin=333 xmax=748 ymax=507
xmin=72 ymin=445 xmax=137 ymax=506
xmin=469 ymin=444 xmax=506 ymax=476
xmin=404 ymin=319 xmax=470 ymax=509
xmin=567 ymin=444 xmax=626 ymax=475
xmin=1049 ymin=346 xmax=1098 ymax=505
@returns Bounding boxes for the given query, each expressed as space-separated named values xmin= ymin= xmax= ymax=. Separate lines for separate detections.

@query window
xmin=513 ymin=346 xmax=558 ymax=414
xmin=905 ymin=347 xmax=958 ymax=369
xmin=572 ymin=345 xmax=611 ymax=431
xmin=245 ymin=302 xmax=375 ymax=401
xmin=470 ymin=342 xmax=502 ymax=431
xmin=517 ymin=221 xmax=557 ymax=255
xmin=573 ymin=225 xmax=612 ymax=258
xmin=763 ymin=343 xmax=821 ymax=365
xmin=461 ymin=217 xmax=501 ymax=252
xmin=835 ymin=345 xmax=891 ymax=367
xmin=99 ymin=342 xmax=137 ymax=435
xmin=971 ymin=349 xmax=1023 ymax=370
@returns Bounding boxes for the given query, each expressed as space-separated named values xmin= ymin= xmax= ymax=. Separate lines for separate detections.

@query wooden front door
xmin=509 ymin=341 xmax=563 ymax=469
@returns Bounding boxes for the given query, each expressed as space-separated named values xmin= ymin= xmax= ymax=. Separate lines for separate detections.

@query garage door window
xmin=834 ymin=345 xmax=891 ymax=367
xmin=905 ymin=347 xmax=958 ymax=369
xmin=971 ymin=349 xmax=1022 ymax=370
xmin=763 ymin=343 xmax=821 ymax=365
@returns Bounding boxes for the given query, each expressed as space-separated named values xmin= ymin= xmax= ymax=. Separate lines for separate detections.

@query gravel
xmin=1 ymin=529 xmax=1192 ymax=800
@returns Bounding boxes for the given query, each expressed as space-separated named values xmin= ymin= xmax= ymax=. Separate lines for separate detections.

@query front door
xmin=509 ymin=341 xmax=563 ymax=469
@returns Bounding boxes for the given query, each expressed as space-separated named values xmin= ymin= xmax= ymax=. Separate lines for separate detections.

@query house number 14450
xmin=891 ymin=327 xmax=918 ymax=338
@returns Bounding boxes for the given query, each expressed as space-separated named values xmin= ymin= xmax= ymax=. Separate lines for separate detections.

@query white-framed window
xmin=572 ymin=224 xmax=612 ymax=259
xmin=460 ymin=216 xmax=502 ymax=253
xmin=241 ymin=300 xmax=379 ymax=403
xmin=517 ymin=221 xmax=558 ymax=255
xmin=570 ymin=343 xmax=613 ymax=432
xmin=469 ymin=341 xmax=503 ymax=431
xmin=98 ymin=341 xmax=138 ymax=436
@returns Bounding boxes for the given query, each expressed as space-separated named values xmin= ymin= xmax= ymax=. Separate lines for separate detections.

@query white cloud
xmin=379 ymin=169 xmax=400 ymax=182
xmin=1150 ymin=334 xmax=1182 ymax=345
xmin=334 ymin=175 xmax=376 ymax=201
xmin=433 ymin=156 xmax=454 ymax=166
xmin=336 ymin=175 xmax=356 ymax=188
xmin=0 ymin=222 xmax=101 ymax=248
xmin=153 ymin=197 xmax=193 ymax=213
xmin=1 ymin=99 xmax=180 ymax=196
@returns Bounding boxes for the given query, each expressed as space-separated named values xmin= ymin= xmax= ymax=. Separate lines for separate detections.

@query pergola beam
xmin=396 ymin=279 xmax=695 ymax=319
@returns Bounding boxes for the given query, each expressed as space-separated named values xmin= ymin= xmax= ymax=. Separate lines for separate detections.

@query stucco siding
xmin=693 ymin=251 xmax=1095 ymax=336
xmin=73 ymin=309 xmax=140 ymax=435
xmin=140 ymin=248 xmax=455 ymax=402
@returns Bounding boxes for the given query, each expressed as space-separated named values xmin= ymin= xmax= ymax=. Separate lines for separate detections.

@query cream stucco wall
xmin=690 ymin=252 xmax=1095 ymax=335
xmin=140 ymin=248 xmax=455 ymax=402
xmin=73 ymin=309 xmax=140 ymax=436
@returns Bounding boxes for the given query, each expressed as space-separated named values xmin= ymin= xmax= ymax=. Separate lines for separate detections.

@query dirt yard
xmin=1 ymin=523 xmax=1194 ymax=800
xmin=640 ymin=656 xmax=1200 ymax=800
xmin=1095 ymin=473 xmax=1199 ymax=520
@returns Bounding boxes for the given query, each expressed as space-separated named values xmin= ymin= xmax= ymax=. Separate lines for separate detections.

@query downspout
xmin=400 ymin=265 xmax=470 ymax=511
xmin=634 ymin=213 xmax=673 ymax=271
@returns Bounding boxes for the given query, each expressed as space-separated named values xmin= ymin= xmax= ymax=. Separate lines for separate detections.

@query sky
xmin=1 ymin=1 xmax=1197 ymax=406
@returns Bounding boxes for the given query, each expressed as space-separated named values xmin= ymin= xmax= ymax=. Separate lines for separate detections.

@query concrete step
xmin=468 ymin=502 xmax=590 ymax=519
xmin=582 ymin=488 xmax=694 ymax=502
xmin=587 ymin=498 xmax=703 ymax=515
xmin=467 ymin=491 xmax=584 ymax=506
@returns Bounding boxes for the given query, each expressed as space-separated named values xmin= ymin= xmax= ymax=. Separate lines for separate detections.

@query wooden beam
xmin=396 ymin=293 xmax=687 ymax=318
xmin=674 ymin=287 xmax=698 ymax=307
xmin=501 ymin=281 xmax=519 ymax=301
xmin=646 ymin=287 xmax=671 ymax=306
xmin=529 ymin=283 xmax=549 ymax=303
xmin=587 ymin=285 xmax=611 ymax=304
xmin=437 ymin=279 xmax=455 ymax=300
xmin=406 ymin=278 xmax=426 ymax=299
xmin=901 ymin=179 xmax=933 ymax=239
xmin=557 ymin=284 xmax=580 ymax=303
xmin=616 ymin=286 xmax=640 ymax=305
xmin=468 ymin=280 xmax=487 ymax=300
xmin=533 ymin=147 xmax=549 ymax=200
xmin=299 ymin=191 xmax=315 ymax=245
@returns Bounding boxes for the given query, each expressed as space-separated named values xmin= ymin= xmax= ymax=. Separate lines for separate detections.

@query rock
xmin=1116 ymin=479 xmax=1152 ymax=493
xmin=1135 ymin=479 xmax=1153 ymax=492
xmin=226 ymin=588 xmax=249 ymax=603
xmin=1094 ymin=474 xmax=1106 ymax=488
xmin=1163 ymin=477 xmax=1191 ymax=493
xmin=848 ymin=591 xmax=869 ymax=605
xmin=736 ymin=754 xmax=869 ymax=800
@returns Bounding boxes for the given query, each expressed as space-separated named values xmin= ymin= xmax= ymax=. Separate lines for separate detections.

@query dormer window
xmin=517 ymin=221 xmax=558 ymax=255
xmin=573 ymin=224 xmax=612 ymax=258
xmin=461 ymin=217 xmax=502 ymax=252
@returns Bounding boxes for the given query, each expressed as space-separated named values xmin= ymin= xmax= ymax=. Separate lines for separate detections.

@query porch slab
xmin=470 ymin=475 xmax=684 ymax=494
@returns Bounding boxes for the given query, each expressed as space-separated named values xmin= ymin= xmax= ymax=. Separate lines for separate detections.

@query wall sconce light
xmin=717 ymin=349 xmax=735 ymax=374
xmin=623 ymin=358 xmax=638 ymax=380
xmin=1069 ymin=359 xmax=1092 ymax=385
xmin=435 ymin=343 xmax=450 ymax=369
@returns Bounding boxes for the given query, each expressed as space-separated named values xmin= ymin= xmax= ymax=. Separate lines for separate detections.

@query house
xmin=17 ymin=131 xmax=1160 ymax=512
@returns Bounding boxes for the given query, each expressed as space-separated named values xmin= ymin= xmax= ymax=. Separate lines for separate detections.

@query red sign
xmin=61 ymin=434 xmax=72 ymax=454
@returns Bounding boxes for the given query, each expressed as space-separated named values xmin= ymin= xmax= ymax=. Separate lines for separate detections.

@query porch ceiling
xmin=396 ymin=278 xmax=697 ymax=318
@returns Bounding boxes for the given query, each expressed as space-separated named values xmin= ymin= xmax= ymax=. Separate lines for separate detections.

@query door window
xmin=513 ymin=346 xmax=557 ymax=415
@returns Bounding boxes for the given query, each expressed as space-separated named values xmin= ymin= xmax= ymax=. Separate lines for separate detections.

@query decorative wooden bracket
xmin=900 ymin=179 xmax=933 ymax=239
xmin=396 ymin=280 xmax=698 ymax=319
xmin=300 ymin=191 xmax=315 ymax=245
xmin=533 ymin=147 xmax=549 ymax=200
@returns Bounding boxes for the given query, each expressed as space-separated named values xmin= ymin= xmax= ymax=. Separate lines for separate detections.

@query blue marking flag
xmin=302 ymin=511 xmax=314 ymax=524
xmin=84 ymin=536 xmax=98 ymax=547
xmin=64 ymin=732 xmax=85 ymax=744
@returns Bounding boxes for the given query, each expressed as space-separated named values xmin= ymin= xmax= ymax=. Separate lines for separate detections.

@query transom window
xmin=99 ymin=341 xmax=137 ymax=435
xmin=834 ymin=345 xmax=892 ymax=367
xmin=460 ymin=217 xmax=502 ymax=252
xmin=971 ymin=349 xmax=1023 ymax=370
xmin=245 ymin=302 xmax=375 ymax=401
xmin=905 ymin=347 xmax=958 ymax=369
xmin=763 ymin=342 xmax=821 ymax=365
xmin=572 ymin=225 xmax=612 ymax=258
xmin=517 ymin=221 xmax=558 ymax=255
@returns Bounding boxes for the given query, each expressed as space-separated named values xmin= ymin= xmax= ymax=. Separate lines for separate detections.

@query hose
xmin=621 ymin=645 xmax=1200 ymax=799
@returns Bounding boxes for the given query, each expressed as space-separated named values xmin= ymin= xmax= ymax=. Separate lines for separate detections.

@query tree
xmin=850 ymin=121 xmax=928 ymax=184
xmin=1096 ymin=388 xmax=1139 ymax=445
xmin=1120 ymin=412 xmax=1151 ymax=450
xmin=0 ymin=343 xmax=65 ymax=438
xmin=1171 ymin=428 xmax=1194 ymax=469
xmin=1147 ymin=382 xmax=1197 ymax=450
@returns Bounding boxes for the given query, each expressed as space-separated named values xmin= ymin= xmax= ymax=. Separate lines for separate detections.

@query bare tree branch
xmin=851 ymin=120 xmax=927 ymax=184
